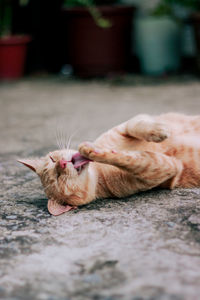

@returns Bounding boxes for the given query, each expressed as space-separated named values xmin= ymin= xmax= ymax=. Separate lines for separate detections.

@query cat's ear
xmin=18 ymin=158 xmax=43 ymax=174
xmin=47 ymin=199 xmax=75 ymax=216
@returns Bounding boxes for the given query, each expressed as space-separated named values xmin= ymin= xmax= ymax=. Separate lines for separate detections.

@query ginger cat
xmin=19 ymin=113 xmax=200 ymax=216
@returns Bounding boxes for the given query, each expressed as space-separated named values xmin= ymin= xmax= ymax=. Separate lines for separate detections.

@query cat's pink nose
xmin=59 ymin=159 xmax=68 ymax=169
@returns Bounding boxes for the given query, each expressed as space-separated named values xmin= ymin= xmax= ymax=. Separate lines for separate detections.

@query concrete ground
xmin=0 ymin=76 xmax=200 ymax=300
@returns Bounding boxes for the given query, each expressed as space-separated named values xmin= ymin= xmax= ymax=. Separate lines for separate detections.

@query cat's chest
xmin=95 ymin=164 xmax=143 ymax=198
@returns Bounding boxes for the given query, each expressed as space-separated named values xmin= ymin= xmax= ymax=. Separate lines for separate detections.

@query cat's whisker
xmin=64 ymin=135 xmax=70 ymax=150
xmin=58 ymin=127 xmax=70 ymax=150
xmin=65 ymin=128 xmax=80 ymax=152
xmin=56 ymin=126 xmax=65 ymax=150
xmin=55 ymin=127 xmax=60 ymax=148
xmin=55 ymin=123 xmax=80 ymax=152
xmin=61 ymin=129 xmax=66 ymax=150
xmin=59 ymin=128 xmax=65 ymax=150
xmin=55 ymin=131 xmax=59 ymax=149
xmin=56 ymin=136 xmax=62 ymax=150
xmin=55 ymin=127 xmax=61 ymax=149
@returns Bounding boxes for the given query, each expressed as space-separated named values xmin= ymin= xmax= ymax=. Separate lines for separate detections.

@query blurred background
xmin=1 ymin=0 xmax=200 ymax=80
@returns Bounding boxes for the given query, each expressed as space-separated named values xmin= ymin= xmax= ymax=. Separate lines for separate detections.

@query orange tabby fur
xmin=19 ymin=113 xmax=200 ymax=215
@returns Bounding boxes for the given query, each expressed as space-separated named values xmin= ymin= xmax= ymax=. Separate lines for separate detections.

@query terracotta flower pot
xmin=62 ymin=5 xmax=135 ymax=77
xmin=0 ymin=35 xmax=31 ymax=79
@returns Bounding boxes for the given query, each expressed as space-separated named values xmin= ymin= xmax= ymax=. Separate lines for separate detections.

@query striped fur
xmin=20 ymin=113 xmax=200 ymax=215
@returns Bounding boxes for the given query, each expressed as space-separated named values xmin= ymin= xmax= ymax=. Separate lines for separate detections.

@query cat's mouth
xmin=71 ymin=152 xmax=92 ymax=174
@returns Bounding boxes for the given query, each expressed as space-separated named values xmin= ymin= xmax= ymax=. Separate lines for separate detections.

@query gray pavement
xmin=0 ymin=77 xmax=200 ymax=300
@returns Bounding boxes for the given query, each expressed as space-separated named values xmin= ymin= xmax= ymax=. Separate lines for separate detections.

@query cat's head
xmin=18 ymin=149 xmax=93 ymax=216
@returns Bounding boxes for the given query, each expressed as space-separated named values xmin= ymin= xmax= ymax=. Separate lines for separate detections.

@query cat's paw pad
xmin=79 ymin=142 xmax=104 ymax=159
xmin=146 ymin=123 xmax=170 ymax=142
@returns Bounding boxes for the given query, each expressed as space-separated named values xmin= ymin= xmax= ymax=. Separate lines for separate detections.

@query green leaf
xmin=64 ymin=0 xmax=112 ymax=28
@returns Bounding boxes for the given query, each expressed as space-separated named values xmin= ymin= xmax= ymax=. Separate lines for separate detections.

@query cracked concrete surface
xmin=0 ymin=77 xmax=200 ymax=300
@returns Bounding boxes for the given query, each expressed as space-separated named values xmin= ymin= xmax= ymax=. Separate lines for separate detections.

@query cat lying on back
xmin=19 ymin=113 xmax=200 ymax=216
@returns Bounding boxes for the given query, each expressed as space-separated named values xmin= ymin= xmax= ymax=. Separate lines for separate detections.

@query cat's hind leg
xmin=117 ymin=114 xmax=170 ymax=143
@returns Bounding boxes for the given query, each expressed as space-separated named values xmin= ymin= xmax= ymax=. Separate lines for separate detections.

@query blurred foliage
xmin=63 ymin=0 xmax=120 ymax=28
xmin=0 ymin=0 xmax=12 ymax=36
xmin=152 ymin=2 xmax=173 ymax=17
xmin=164 ymin=0 xmax=200 ymax=9
xmin=0 ymin=0 xmax=29 ymax=37
xmin=66 ymin=0 xmax=117 ymax=5
xmin=152 ymin=0 xmax=200 ymax=17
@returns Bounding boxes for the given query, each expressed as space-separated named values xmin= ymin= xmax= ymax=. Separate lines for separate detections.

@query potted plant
xmin=62 ymin=0 xmax=135 ymax=77
xmin=135 ymin=0 xmax=183 ymax=76
xmin=158 ymin=0 xmax=200 ymax=73
xmin=187 ymin=1 xmax=200 ymax=72
xmin=0 ymin=0 xmax=31 ymax=79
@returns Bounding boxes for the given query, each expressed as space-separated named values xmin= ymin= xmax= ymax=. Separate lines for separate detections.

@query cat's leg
xmin=94 ymin=114 xmax=170 ymax=149
xmin=117 ymin=114 xmax=170 ymax=142
xmin=79 ymin=142 xmax=182 ymax=188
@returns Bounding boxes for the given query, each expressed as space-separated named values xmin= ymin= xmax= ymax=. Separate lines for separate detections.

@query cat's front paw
xmin=79 ymin=142 xmax=115 ymax=163
xmin=145 ymin=123 xmax=170 ymax=142
xmin=79 ymin=142 xmax=104 ymax=160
